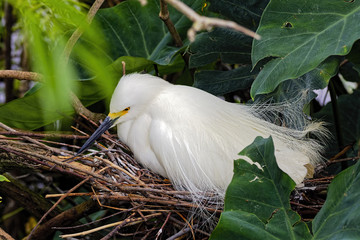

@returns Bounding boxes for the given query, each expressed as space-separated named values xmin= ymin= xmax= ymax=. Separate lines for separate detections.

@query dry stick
xmin=93 ymin=195 xmax=220 ymax=213
xmin=165 ymin=0 xmax=261 ymax=42
xmin=159 ymin=0 xmax=194 ymax=69
xmin=122 ymin=61 xmax=126 ymax=76
xmin=0 ymin=131 xmax=88 ymax=140
xmin=0 ymin=122 xmax=63 ymax=155
xmin=46 ymin=192 xmax=93 ymax=198
xmin=53 ymin=204 xmax=143 ymax=230
xmin=3 ymin=144 xmax=116 ymax=186
xmin=70 ymin=91 xmax=105 ymax=123
xmin=96 ymin=155 xmax=144 ymax=184
xmin=155 ymin=212 xmax=171 ymax=240
xmin=0 ymin=70 xmax=40 ymax=81
xmin=290 ymin=201 xmax=320 ymax=212
xmin=3 ymin=143 xmax=196 ymax=197
xmin=60 ymin=213 xmax=162 ymax=238
xmin=0 ymin=227 xmax=15 ymax=240
xmin=0 ymin=70 xmax=104 ymax=123
xmin=167 ymin=224 xmax=198 ymax=240
xmin=100 ymin=213 xmax=136 ymax=240
xmin=27 ymin=175 xmax=93 ymax=240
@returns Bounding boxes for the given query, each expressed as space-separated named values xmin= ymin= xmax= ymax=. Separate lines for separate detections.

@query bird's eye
xmin=124 ymin=107 xmax=130 ymax=111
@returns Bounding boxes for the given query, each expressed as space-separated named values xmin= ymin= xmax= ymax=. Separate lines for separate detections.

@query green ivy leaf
xmin=251 ymin=0 xmax=360 ymax=98
xmin=189 ymin=28 xmax=253 ymax=68
xmin=312 ymin=160 xmax=360 ymax=239
xmin=193 ymin=66 xmax=257 ymax=95
xmin=210 ymin=136 xmax=311 ymax=240
xmin=254 ymin=57 xmax=339 ymax=104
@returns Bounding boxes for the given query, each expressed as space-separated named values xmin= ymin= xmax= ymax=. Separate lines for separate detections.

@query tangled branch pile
xmin=0 ymin=114 xmax=339 ymax=239
xmin=0 ymin=116 xmax=220 ymax=239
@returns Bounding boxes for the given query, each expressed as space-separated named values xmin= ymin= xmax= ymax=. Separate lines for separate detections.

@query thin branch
xmin=165 ymin=0 xmax=261 ymax=42
xmin=92 ymin=194 xmax=221 ymax=213
xmin=122 ymin=61 xmax=126 ymax=76
xmin=63 ymin=0 xmax=106 ymax=61
xmin=61 ymin=0 xmax=106 ymax=122
xmin=155 ymin=212 xmax=171 ymax=240
xmin=159 ymin=0 xmax=183 ymax=47
xmin=0 ymin=121 xmax=63 ymax=155
xmin=0 ymin=70 xmax=42 ymax=81
xmin=0 ymin=131 xmax=88 ymax=140
xmin=0 ymin=227 xmax=15 ymax=240
xmin=60 ymin=213 xmax=161 ymax=238
xmin=0 ymin=70 xmax=105 ymax=122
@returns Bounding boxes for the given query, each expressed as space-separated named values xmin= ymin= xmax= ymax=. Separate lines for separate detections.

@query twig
xmin=26 ymin=176 xmax=93 ymax=240
xmin=166 ymin=224 xmax=198 ymax=240
xmin=290 ymin=201 xmax=320 ymax=212
xmin=70 ymin=91 xmax=105 ymax=123
xmin=0 ymin=131 xmax=88 ymax=140
xmin=60 ymin=213 xmax=161 ymax=238
xmin=92 ymin=194 xmax=220 ymax=212
xmin=28 ymin=199 xmax=100 ymax=240
xmin=159 ymin=0 xmax=183 ymax=47
xmin=0 ymin=121 xmax=63 ymax=155
xmin=63 ymin=0 xmax=105 ymax=61
xmin=100 ymin=213 xmax=136 ymax=240
xmin=165 ymin=0 xmax=260 ymax=42
xmin=0 ymin=227 xmax=15 ymax=240
xmin=122 ymin=61 xmax=126 ymax=76
xmin=45 ymin=192 xmax=93 ymax=198
xmin=0 ymin=70 xmax=104 ymax=122
xmin=0 ymin=70 xmax=41 ymax=81
xmin=156 ymin=212 xmax=171 ymax=240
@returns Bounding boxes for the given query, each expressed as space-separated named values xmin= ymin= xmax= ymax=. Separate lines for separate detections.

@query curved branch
xmin=165 ymin=0 xmax=261 ymax=42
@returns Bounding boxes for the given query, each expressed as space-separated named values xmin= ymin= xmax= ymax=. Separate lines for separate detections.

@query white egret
xmin=78 ymin=73 xmax=324 ymax=196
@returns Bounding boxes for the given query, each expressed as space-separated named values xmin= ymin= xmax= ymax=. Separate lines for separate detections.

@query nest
xmin=0 ymin=116 xmax=220 ymax=239
xmin=0 ymin=114 xmax=344 ymax=239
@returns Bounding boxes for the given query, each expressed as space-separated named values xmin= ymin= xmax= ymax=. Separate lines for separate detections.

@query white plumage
xmin=103 ymin=73 xmax=324 ymax=196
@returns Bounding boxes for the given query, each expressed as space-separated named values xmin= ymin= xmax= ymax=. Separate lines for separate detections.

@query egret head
xmin=109 ymin=73 xmax=170 ymax=125
xmin=77 ymin=73 xmax=170 ymax=155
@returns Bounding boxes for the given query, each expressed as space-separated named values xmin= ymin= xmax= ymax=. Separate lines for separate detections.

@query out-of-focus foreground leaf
xmin=251 ymin=0 xmax=360 ymax=98
xmin=0 ymin=0 xmax=201 ymax=130
xmin=0 ymin=175 xmax=10 ymax=182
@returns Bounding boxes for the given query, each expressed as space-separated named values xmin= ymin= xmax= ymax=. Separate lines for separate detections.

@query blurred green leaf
xmin=193 ymin=66 xmax=257 ymax=95
xmin=0 ymin=88 xmax=74 ymax=130
xmin=210 ymin=136 xmax=311 ymax=240
xmin=85 ymin=0 xmax=201 ymax=66
xmin=0 ymin=175 xmax=10 ymax=182
xmin=251 ymin=0 xmax=360 ymax=98
xmin=312 ymin=160 xmax=360 ymax=239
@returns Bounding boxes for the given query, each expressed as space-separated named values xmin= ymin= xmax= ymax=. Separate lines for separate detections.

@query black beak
xmin=76 ymin=116 xmax=118 ymax=155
